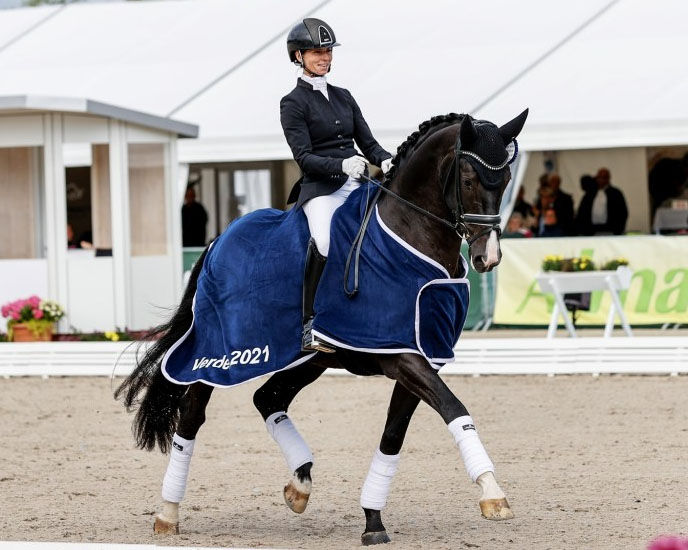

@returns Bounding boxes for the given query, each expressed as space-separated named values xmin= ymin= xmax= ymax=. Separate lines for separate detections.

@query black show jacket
xmin=281 ymin=79 xmax=391 ymax=207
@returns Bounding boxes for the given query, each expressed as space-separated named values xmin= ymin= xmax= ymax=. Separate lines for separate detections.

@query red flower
xmin=649 ymin=536 xmax=688 ymax=550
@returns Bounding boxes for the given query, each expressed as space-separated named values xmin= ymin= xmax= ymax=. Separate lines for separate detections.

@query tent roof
xmin=0 ymin=94 xmax=198 ymax=137
xmin=0 ymin=0 xmax=686 ymax=161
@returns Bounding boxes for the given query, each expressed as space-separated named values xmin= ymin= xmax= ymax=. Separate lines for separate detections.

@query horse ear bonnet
xmin=461 ymin=109 xmax=529 ymax=187
xmin=499 ymin=108 xmax=529 ymax=144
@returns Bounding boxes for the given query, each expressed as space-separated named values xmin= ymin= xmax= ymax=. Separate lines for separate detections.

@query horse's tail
xmin=114 ymin=245 xmax=210 ymax=453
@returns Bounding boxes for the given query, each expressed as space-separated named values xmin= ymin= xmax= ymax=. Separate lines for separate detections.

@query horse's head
xmin=446 ymin=110 xmax=529 ymax=273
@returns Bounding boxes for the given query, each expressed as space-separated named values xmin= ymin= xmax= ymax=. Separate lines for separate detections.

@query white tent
xmin=1 ymin=0 xmax=687 ymax=232
xmin=3 ymin=0 xmax=685 ymax=158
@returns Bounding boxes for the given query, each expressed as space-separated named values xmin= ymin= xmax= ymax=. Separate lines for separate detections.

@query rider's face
xmin=299 ymin=48 xmax=333 ymax=76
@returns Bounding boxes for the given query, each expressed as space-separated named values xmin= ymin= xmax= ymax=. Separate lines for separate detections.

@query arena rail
xmin=0 ymin=337 xmax=686 ymax=377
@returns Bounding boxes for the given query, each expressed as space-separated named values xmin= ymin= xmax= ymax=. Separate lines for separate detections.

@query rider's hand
xmin=381 ymin=157 xmax=393 ymax=174
xmin=342 ymin=155 xmax=368 ymax=180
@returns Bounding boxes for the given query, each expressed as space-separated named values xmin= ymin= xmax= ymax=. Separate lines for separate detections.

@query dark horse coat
xmin=280 ymin=78 xmax=391 ymax=207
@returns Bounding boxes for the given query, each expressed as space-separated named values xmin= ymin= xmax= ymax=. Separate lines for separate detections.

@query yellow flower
xmin=104 ymin=331 xmax=120 ymax=342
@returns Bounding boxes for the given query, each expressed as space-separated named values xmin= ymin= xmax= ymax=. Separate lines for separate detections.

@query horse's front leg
xmin=361 ymin=381 xmax=420 ymax=546
xmin=379 ymin=354 xmax=514 ymax=521
xmin=253 ymin=362 xmax=327 ymax=513
xmin=154 ymin=382 xmax=214 ymax=534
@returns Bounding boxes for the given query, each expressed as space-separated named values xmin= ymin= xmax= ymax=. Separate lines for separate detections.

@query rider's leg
xmin=301 ymin=179 xmax=360 ymax=352
xmin=301 ymin=237 xmax=332 ymax=352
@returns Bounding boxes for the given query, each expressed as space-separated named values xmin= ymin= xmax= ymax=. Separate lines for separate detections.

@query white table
xmin=653 ymin=207 xmax=688 ymax=234
xmin=536 ymin=266 xmax=633 ymax=338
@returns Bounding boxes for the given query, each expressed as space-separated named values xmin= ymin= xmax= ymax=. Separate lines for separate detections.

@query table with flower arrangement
xmin=536 ymin=258 xmax=633 ymax=338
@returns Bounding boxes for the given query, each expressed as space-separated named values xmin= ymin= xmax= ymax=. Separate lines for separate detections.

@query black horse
xmin=115 ymin=109 xmax=528 ymax=546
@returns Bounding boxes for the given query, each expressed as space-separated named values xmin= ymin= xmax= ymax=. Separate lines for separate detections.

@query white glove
xmin=342 ymin=155 xmax=368 ymax=180
xmin=381 ymin=157 xmax=393 ymax=174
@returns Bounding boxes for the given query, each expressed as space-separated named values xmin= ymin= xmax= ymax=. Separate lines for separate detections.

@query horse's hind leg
xmin=253 ymin=363 xmax=327 ymax=513
xmin=154 ymin=382 xmax=214 ymax=534
xmin=380 ymin=354 xmax=513 ymax=522
xmin=361 ymin=381 xmax=420 ymax=546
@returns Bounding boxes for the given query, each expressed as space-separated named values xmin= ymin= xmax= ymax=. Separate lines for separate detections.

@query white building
xmin=0 ymin=95 xmax=197 ymax=332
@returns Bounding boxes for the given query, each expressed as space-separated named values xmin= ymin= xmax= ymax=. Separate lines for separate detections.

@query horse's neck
xmin=378 ymin=169 xmax=464 ymax=277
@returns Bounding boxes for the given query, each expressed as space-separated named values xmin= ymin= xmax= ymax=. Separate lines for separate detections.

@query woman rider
xmin=281 ymin=18 xmax=393 ymax=353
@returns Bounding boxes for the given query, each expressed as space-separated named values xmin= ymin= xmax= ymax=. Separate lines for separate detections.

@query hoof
xmin=154 ymin=515 xmax=179 ymax=534
xmin=361 ymin=530 xmax=391 ymax=545
xmin=480 ymin=498 xmax=514 ymax=520
xmin=283 ymin=479 xmax=310 ymax=514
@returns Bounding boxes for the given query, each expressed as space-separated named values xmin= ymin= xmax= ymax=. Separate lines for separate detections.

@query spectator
xmin=512 ymin=186 xmax=534 ymax=220
xmin=533 ymin=174 xmax=573 ymax=236
xmin=67 ymin=223 xmax=93 ymax=249
xmin=539 ymin=208 xmax=565 ymax=237
xmin=546 ymin=173 xmax=574 ymax=235
xmin=572 ymin=174 xmax=596 ymax=235
xmin=657 ymin=153 xmax=688 ymax=207
xmin=575 ymin=168 xmax=628 ymax=235
xmin=503 ymin=212 xmax=533 ymax=238
xmin=579 ymin=174 xmax=596 ymax=195
xmin=648 ymin=153 xmax=688 ymax=215
xmin=531 ymin=184 xmax=553 ymax=235
xmin=182 ymin=187 xmax=208 ymax=247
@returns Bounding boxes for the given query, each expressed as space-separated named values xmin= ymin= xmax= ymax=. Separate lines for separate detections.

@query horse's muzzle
xmin=469 ymin=230 xmax=501 ymax=273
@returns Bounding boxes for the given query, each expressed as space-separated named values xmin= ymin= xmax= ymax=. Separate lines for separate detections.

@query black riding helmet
xmin=287 ymin=17 xmax=340 ymax=64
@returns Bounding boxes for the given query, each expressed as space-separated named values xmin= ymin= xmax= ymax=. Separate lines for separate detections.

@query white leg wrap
xmin=360 ymin=448 xmax=401 ymax=511
xmin=448 ymin=415 xmax=494 ymax=483
xmin=266 ymin=411 xmax=313 ymax=473
xmin=161 ymin=433 xmax=195 ymax=503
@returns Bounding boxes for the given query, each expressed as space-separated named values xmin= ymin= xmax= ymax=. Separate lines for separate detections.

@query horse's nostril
xmin=473 ymin=255 xmax=486 ymax=269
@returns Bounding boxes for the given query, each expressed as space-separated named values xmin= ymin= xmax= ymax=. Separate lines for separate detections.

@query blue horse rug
xmin=162 ymin=184 xmax=470 ymax=388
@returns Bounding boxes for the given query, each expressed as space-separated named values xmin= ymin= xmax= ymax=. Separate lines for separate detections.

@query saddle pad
xmin=162 ymin=184 xmax=470 ymax=387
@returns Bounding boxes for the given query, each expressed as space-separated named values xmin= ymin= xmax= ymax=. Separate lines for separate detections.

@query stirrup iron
xmin=302 ymin=319 xmax=335 ymax=353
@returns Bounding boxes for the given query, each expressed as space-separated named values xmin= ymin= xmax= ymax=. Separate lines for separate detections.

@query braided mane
xmin=384 ymin=113 xmax=465 ymax=182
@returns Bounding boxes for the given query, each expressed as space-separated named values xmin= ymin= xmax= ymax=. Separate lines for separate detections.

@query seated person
xmin=539 ymin=208 xmax=565 ymax=237
xmin=503 ymin=212 xmax=533 ymax=238
xmin=67 ymin=223 xmax=93 ymax=249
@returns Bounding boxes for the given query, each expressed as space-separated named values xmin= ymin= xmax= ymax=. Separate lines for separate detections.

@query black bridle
xmin=443 ymin=135 xmax=505 ymax=245
xmin=345 ymin=128 xmax=514 ymax=297
xmin=360 ymin=132 xmax=510 ymax=246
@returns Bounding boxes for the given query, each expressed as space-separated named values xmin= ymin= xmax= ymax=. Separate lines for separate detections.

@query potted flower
xmin=1 ymin=296 xmax=65 ymax=342
xmin=540 ymin=256 xmax=598 ymax=324
xmin=541 ymin=255 xmax=596 ymax=272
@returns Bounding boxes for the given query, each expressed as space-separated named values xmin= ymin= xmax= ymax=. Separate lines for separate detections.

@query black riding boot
xmin=302 ymin=239 xmax=335 ymax=353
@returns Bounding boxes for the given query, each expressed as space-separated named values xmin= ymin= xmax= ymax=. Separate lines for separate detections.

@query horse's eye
xmin=462 ymin=179 xmax=473 ymax=188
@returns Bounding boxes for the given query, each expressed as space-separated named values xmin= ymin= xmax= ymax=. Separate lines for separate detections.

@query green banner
xmin=494 ymin=236 xmax=688 ymax=325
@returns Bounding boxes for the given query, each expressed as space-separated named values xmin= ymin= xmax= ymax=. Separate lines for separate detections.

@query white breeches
xmin=302 ymin=178 xmax=360 ymax=256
